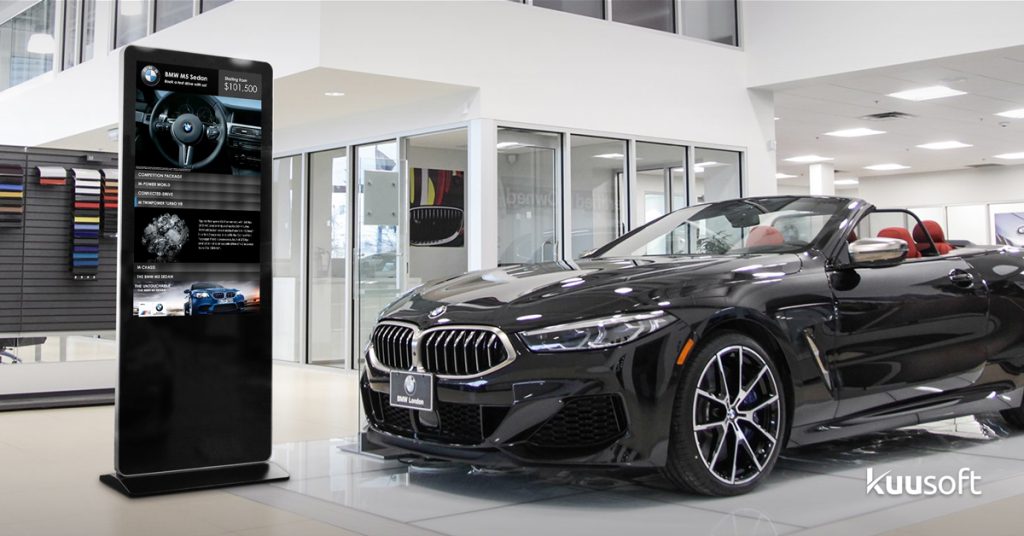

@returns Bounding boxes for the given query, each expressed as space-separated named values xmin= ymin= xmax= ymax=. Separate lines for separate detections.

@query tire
xmin=661 ymin=332 xmax=788 ymax=496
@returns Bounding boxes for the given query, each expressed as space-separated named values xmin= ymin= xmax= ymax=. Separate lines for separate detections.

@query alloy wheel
xmin=692 ymin=345 xmax=782 ymax=485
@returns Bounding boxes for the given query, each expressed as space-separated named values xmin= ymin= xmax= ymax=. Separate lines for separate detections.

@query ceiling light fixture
xmin=824 ymin=128 xmax=886 ymax=138
xmin=994 ymin=152 xmax=1024 ymax=160
xmin=995 ymin=109 xmax=1024 ymax=119
xmin=594 ymin=153 xmax=624 ymax=159
xmin=916 ymin=141 xmax=972 ymax=150
xmin=323 ymin=91 xmax=346 ymax=97
xmin=864 ymin=163 xmax=910 ymax=171
xmin=834 ymin=179 xmax=860 ymax=186
xmin=784 ymin=155 xmax=833 ymax=164
xmin=888 ymin=85 xmax=966 ymax=101
xmin=775 ymin=173 xmax=797 ymax=179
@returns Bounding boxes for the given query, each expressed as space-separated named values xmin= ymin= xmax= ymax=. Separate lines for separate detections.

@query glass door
xmin=355 ymin=141 xmax=405 ymax=363
xmin=497 ymin=128 xmax=561 ymax=265
xmin=307 ymin=148 xmax=349 ymax=367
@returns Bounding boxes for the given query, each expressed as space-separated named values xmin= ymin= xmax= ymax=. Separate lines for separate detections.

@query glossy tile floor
xmin=2 ymin=363 xmax=1024 ymax=535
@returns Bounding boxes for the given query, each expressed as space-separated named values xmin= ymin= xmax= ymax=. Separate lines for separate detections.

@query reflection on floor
xmin=238 ymin=415 xmax=1024 ymax=536
xmin=1 ymin=363 xmax=1023 ymax=535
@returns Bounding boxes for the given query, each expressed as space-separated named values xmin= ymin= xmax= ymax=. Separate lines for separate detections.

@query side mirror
xmin=848 ymin=238 xmax=908 ymax=268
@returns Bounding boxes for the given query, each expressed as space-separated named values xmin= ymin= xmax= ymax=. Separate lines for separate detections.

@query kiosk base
xmin=100 ymin=461 xmax=289 ymax=497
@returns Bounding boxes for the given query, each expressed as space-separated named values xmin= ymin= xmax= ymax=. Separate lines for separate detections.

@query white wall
xmin=859 ymin=164 xmax=1024 ymax=245
xmin=0 ymin=0 xmax=776 ymax=196
xmin=744 ymin=1 xmax=1024 ymax=88
xmin=859 ymin=164 xmax=1024 ymax=209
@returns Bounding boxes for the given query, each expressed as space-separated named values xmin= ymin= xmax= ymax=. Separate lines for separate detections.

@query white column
xmin=467 ymin=118 xmax=498 ymax=271
xmin=809 ymin=163 xmax=835 ymax=196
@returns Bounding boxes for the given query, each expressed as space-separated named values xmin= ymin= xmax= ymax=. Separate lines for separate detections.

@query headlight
xmin=194 ymin=292 xmax=209 ymax=298
xmin=519 ymin=310 xmax=677 ymax=352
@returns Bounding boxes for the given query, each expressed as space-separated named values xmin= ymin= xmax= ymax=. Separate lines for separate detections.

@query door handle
xmin=948 ymin=269 xmax=974 ymax=288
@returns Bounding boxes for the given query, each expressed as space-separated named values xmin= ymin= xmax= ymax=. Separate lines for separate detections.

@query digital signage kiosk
xmin=101 ymin=47 xmax=286 ymax=496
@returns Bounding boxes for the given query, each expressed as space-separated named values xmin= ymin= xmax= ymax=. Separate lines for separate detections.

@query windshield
xmin=592 ymin=196 xmax=851 ymax=258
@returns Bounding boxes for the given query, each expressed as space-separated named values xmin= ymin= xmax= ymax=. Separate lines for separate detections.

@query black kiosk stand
xmin=100 ymin=46 xmax=287 ymax=497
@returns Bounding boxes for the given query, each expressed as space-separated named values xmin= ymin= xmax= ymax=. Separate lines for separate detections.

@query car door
xmin=827 ymin=253 xmax=989 ymax=417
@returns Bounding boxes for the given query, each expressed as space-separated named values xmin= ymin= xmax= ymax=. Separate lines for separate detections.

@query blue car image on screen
xmin=183 ymin=282 xmax=245 ymax=315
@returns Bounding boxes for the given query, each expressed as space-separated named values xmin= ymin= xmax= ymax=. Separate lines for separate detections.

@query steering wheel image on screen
xmin=147 ymin=92 xmax=228 ymax=170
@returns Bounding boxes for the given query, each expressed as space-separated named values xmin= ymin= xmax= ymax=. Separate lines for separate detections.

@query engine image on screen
xmin=130 ymin=60 xmax=263 ymax=318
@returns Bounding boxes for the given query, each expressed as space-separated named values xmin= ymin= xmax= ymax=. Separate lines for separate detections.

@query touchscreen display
xmin=130 ymin=62 xmax=263 ymax=318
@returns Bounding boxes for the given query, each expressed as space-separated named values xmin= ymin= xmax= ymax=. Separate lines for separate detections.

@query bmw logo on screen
xmin=141 ymin=65 xmax=160 ymax=86
xmin=182 ymin=121 xmax=193 ymax=133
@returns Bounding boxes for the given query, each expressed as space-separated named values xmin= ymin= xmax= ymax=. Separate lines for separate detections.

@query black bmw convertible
xmin=361 ymin=195 xmax=1024 ymax=496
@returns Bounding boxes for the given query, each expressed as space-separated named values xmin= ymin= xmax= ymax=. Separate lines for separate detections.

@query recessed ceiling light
xmin=594 ymin=153 xmax=624 ymax=159
xmin=496 ymin=142 xmax=522 ymax=149
xmin=995 ymin=108 xmax=1024 ymax=119
xmin=774 ymin=117 xmax=780 ymax=121
xmin=888 ymin=85 xmax=966 ymax=101
xmin=916 ymin=140 xmax=972 ymax=150
xmin=824 ymin=128 xmax=886 ymax=138
xmin=994 ymin=152 xmax=1024 ymax=160
xmin=775 ymin=173 xmax=797 ymax=179
xmin=695 ymin=161 xmax=722 ymax=168
xmin=323 ymin=91 xmax=346 ymax=97
xmin=864 ymin=163 xmax=910 ymax=171
xmin=834 ymin=179 xmax=860 ymax=186
xmin=784 ymin=154 xmax=833 ymax=163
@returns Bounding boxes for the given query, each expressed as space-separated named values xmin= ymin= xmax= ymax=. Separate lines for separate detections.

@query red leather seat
xmin=913 ymin=220 xmax=955 ymax=255
xmin=877 ymin=227 xmax=920 ymax=258
xmin=747 ymin=226 xmax=784 ymax=248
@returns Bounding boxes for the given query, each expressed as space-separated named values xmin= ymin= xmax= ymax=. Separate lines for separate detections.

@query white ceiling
xmin=774 ymin=45 xmax=1024 ymax=188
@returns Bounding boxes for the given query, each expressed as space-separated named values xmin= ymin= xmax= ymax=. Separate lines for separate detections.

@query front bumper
xmin=360 ymin=326 xmax=689 ymax=468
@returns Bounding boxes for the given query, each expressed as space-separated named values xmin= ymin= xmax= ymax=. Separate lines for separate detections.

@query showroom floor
xmin=1 ymin=364 xmax=1024 ymax=536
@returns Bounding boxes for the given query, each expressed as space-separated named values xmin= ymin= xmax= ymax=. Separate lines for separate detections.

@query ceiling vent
xmin=859 ymin=111 xmax=916 ymax=121
xmin=965 ymin=163 xmax=1004 ymax=168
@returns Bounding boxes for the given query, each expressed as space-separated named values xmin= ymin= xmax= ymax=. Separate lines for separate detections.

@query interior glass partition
xmin=497 ymin=128 xmax=561 ymax=265
xmin=693 ymin=147 xmax=741 ymax=203
xmin=307 ymin=148 xmax=349 ymax=367
xmin=272 ymin=155 xmax=305 ymax=363
xmin=114 ymin=0 xmax=148 ymax=48
xmin=570 ymin=135 xmax=627 ymax=258
xmin=681 ymin=0 xmax=739 ymax=46
xmin=612 ymin=0 xmax=675 ymax=32
xmin=635 ymin=142 xmax=688 ymax=226
xmin=0 ymin=0 xmax=56 ymax=91
xmin=356 ymin=140 xmax=403 ymax=363
xmin=402 ymin=129 xmax=469 ymax=286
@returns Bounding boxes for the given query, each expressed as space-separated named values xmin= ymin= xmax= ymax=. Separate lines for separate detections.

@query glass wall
xmin=635 ymin=142 xmax=687 ymax=225
xmin=81 ymin=0 xmax=96 ymax=62
xmin=534 ymin=0 xmax=604 ymax=19
xmin=520 ymin=0 xmax=738 ymax=45
xmin=356 ymin=141 xmax=403 ymax=361
xmin=115 ymin=0 xmax=148 ymax=48
xmin=201 ymin=0 xmax=233 ymax=12
xmin=612 ymin=0 xmax=675 ymax=32
xmin=497 ymin=128 xmax=561 ymax=265
xmin=570 ymin=135 xmax=627 ymax=257
xmin=403 ymin=129 xmax=468 ymax=285
xmin=0 ymin=0 xmax=56 ymax=92
xmin=681 ymin=0 xmax=738 ymax=46
xmin=693 ymin=147 xmax=741 ymax=203
xmin=272 ymin=155 xmax=305 ymax=362
xmin=307 ymin=148 xmax=349 ymax=367
xmin=155 ymin=0 xmax=194 ymax=32
xmin=61 ymin=0 xmax=77 ymax=70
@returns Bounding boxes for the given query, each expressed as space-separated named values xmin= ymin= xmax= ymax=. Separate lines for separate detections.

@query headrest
xmin=913 ymin=220 xmax=945 ymax=243
xmin=747 ymin=226 xmax=784 ymax=248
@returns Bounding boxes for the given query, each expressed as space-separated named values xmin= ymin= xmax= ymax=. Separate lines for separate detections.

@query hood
xmin=382 ymin=254 xmax=802 ymax=329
